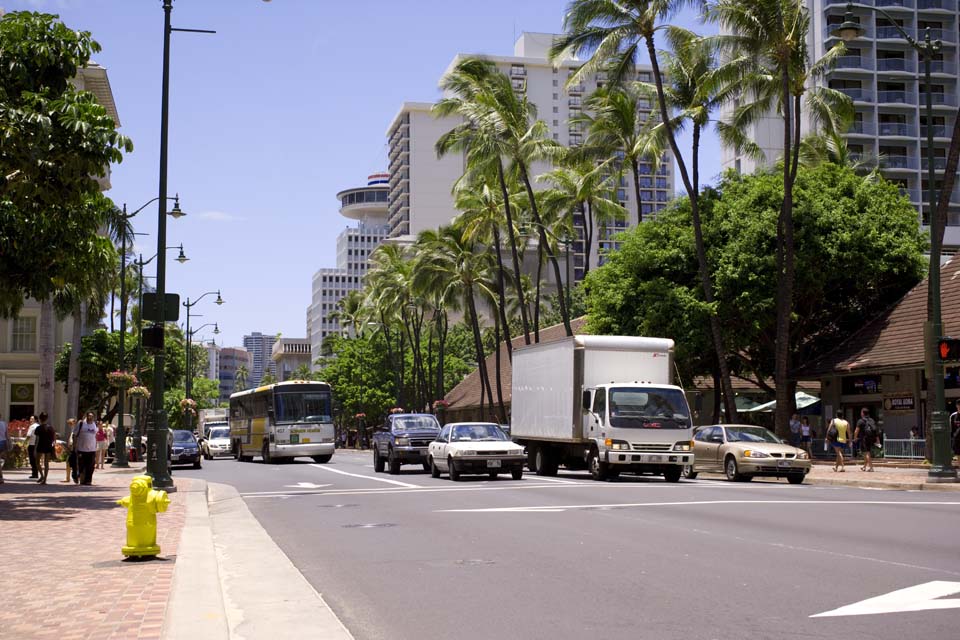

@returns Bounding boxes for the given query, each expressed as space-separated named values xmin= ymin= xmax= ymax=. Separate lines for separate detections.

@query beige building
xmin=0 ymin=62 xmax=120 ymax=431
xmin=272 ymin=338 xmax=312 ymax=382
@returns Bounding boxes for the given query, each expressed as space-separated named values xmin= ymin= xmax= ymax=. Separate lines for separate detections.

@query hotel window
xmin=12 ymin=316 xmax=37 ymax=352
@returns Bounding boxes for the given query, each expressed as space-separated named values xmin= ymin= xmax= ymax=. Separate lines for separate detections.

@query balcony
xmin=877 ymin=90 xmax=916 ymax=104
xmin=930 ymin=60 xmax=958 ymax=74
xmin=836 ymin=56 xmax=874 ymax=70
xmin=837 ymin=87 xmax=874 ymax=102
xmin=899 ymin=186 xmax=921 ymax=201
xmin=877 ymin=0 xmax=915 ymax=8
xmin=877 ymin=57 xmax=916 ymax=72
xmin=876 ymin=25 xmax=916 ymax=39
xmin=848 ymin=121 xmax=877 ymax=135
xmin=568 ymin=97 xmax=582 ymax=107
xmin=921 ymin=92 xmax=960 ymax=106
xmin=878 ymin=122 xmax=917 ymax=136
xmin=918 ymin=0 xmax=955 ymax=10
xmin=925 ymin=123 xmax=952 ymax=137
xmin=510 ymin=66 xmax=526 ymax=77
xmin=881 ymin=154 xmax=919 ymax=169
xmin=567 ymin=84 xmax=584 ymax=94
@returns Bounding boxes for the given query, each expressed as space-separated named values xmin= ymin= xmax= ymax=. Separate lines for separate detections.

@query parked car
xmin=372 ymin=413 xmax=441 ymax=474
xmin=202 ymin=426 xmax=232 ymax=460
xmin=685 ymin=424 xmax=810 ymax=484
xmin=428 ymin=422 xmax=526 ymax=481
xmin=169 ymin=429 xmax=202 ymax=469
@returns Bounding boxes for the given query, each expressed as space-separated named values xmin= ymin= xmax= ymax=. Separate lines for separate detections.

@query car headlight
xmin=394 ymin=437 xmax=410 ymax=446
xmin=455 ymin=450 xmax=476 ymax=456
xmin=743 ymin=449 xmax=771 ymax=458
xmin=605 ymin=439 xmax=630 ymax=450
xmin=795 ymin=451 xmax=810 ymax=460
xmin=674 ymin=441 xmax=692 ymax=452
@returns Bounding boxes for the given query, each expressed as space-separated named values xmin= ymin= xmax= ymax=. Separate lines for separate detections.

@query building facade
xmin=218 ymin=346 xmax=253 ymax=401
xmin=307 ymin=174 xmax=390 ymax=365
xmin=199 ymin=340 xmax=220 ymax=381
xmin=721 ymin=0 xmax=960 ymax=248
xmin=387 ymin=32 xmax=674 ymax=280
xmin=271 ymin=338 xmax=312 ymax=382
xmin=242 ymin=332 xmax=276 ymax=388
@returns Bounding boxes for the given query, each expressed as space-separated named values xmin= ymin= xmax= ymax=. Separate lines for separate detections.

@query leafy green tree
xmin=585 ymin=164 xmax=926 ymax=426
xmin=291 ymin=364 xmax=313 ymax=381
xmin=259 ymin=371 xmax=277 ymax=386
xmin=235 ymin=365 xmax=249 ymax=392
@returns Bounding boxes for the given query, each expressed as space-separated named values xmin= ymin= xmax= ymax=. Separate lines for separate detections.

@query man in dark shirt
xmin=34 ymin=411 xmax=56 ymax=485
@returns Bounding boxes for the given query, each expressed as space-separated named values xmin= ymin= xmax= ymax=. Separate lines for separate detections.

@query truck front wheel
xmin=663 ymin=466 xmax=682 ymax=483
xmin=587 ymin=449 xmax=609 ymax=481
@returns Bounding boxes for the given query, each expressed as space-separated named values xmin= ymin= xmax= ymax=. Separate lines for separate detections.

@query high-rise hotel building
xmin=387 ymin=32 xmax=675 ymax=280
xmin=722 ymin=0 xmax=960 ymax=248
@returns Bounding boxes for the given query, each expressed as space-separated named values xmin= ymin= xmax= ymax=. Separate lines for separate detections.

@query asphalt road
xmin=181 ymin=450 xmax=960 ymax=640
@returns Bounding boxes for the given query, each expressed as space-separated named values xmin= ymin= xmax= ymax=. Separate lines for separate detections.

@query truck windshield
xmin=608 ymin=388 xmax=691 ymax=429
xmin=274 ymin=391 xmax=332 ymax=424
xmin=391 ymin=416 xmax=440 ymax=432
xmin=209 ymin=428 xmax=230 ymax=440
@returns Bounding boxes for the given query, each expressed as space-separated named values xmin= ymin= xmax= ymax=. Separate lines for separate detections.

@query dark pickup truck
xmin=372 ymin=413 xmax=441 ymax=474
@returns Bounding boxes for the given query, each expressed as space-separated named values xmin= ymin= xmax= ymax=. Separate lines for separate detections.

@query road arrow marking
xmin=811 ymin=581 xmax=960 ymax=617
xmin=283 ymin=482 xmax=332 ymax=490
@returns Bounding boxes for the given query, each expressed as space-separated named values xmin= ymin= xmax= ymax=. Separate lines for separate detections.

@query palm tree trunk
xmin=583 ymin=201 xmax=594 ymax=280
xmin=466 ymin=286 xmax=494 ymax=420
xmin=498 ymin=161 xmax=531 ymax=344
xmin=645 ymin=35 xmax=739 ymax=422
xmin=631 ymin=157 xmax=643 ymax=223
xmin=66 ymin=302 xmax=85 ymax=422
xmin=436 ymin=311 xmax=448 ymax=402
xmin=518 ymin=162 xmax=572 ymax=335
xmin=109 ymin=290 xmax=115 ymax=333
xmin=493 ymin=317 xmax=507 ymax=424
xmin=534 ymin=240 xmax=543 ymax=343
xmin=492 ymin=226 xmax=514 ymax=362
xmin=39 ymin=299 xmax=56 ymax=419
xmin=933 ymin=104 xmax=960 ymax=247
xmin=773 ymin=67 xmax=797 ymax=439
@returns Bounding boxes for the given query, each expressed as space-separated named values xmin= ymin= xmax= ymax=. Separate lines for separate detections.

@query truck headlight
xmin=743 ymin=449 xmax=771 ymax=458
xmin=395 ymin=437 xmax=410 ymax=446
xmin=673 ymin=441 xmax=692 ymax=452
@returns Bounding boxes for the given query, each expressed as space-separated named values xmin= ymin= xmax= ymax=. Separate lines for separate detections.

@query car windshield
xmin=607 ymin=388 xmax=692 ymax=429
xmin=724 ymin=426 xmax=782 ymax=443
xmin=209 ymin=428 xmax=230 ymax=440
xmin=391 ymin=415 xmax=440 ymax=432
xmin=274 ymin=391 xmax=332 ymax=424
xmin=451 ymin=424 xmax=507 ymax=442
xmin=172 ymin=430 xmax=194 ymax=443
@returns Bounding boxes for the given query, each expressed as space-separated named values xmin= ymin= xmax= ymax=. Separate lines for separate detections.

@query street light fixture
xmin=113 ymin=197 xmax=183 ymax=468
xmin=183 ymin=291 xmax=225 ymax=434
xmin=175 ymin=244 xmax=189 ymax=264
xmin=834 ymin=3 xmax=956 ymax=482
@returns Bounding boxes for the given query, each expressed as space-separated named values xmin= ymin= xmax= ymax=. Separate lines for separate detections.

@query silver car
xmin=685 ymin=424 xmax=811 ymax=484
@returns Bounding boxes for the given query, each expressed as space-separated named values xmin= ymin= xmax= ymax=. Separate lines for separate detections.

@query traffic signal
xmin=937 ymin=337 xmax=960 ymax=363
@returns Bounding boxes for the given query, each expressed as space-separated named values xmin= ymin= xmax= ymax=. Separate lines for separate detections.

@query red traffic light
xmin=938 ymin=337 xmax=960 ymax=363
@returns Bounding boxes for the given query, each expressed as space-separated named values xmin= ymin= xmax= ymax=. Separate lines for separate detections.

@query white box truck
xmin=511 ymin=335 xmax=694 ymax=482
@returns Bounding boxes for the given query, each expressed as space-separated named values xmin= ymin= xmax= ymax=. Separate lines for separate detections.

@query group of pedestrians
xmin=4 ymin=411 xmax=114 ymax=486
xmin=824 ymin=407 xmax=879 ymax=472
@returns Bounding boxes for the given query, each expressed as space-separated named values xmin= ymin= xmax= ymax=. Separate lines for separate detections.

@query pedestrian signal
xmin=937 ymin=337 xmax=960 ymax=362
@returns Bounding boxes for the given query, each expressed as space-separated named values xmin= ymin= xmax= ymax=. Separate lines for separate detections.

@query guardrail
xmin=808 ymin=438 xmax=927 ymax=459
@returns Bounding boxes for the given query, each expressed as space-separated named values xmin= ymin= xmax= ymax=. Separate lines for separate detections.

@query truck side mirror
xmin=582 ymin=390 xmax=592 ymax=411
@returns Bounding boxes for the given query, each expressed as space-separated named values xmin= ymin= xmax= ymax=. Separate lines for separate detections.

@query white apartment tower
xmin=387 ymin=32 xmax=674 ymax=281
xmin=722 ymin=0 xmax=960 ymax=248
xmin=307 ymin=174 xmax=390 ymax=365
xmin=242 ymin=331 xmax=277 ymax=387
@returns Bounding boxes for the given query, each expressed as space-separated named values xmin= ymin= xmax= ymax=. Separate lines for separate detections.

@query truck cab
xmin=582 ymin=383 xmax=694 ymax=481
xmin=372 ymin=413 xmax=441 ymax=475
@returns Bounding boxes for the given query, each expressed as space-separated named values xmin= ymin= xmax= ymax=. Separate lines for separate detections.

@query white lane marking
xmin=529 ymin=476 xmax=582 ymax=485
xmin=283 ymin=482 xmax=331 ymax=489
xmin=440 ymin=499 xmax=960 ymax=513
xmin=309 ymin=463 xmax=420 ymax=488
xmin=811 ymin=581 xmax=960 ymax=617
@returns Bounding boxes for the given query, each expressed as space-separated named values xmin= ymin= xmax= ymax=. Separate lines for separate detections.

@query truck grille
xmin=409 ymin=439 xmax=432 ymax=448
xmin=632 ymin=443 xmax=672 ymax=452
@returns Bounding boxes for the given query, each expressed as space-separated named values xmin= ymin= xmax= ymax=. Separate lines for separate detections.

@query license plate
xmin=487 ymin=459 xmax=502 ymax=468
xmin=290 ymin=434 xmax=299 ymax=444
xmin=777 ymin=459 xmax=791 ymax=468
xmin=649 ymin=455 xmax=663 ymax=462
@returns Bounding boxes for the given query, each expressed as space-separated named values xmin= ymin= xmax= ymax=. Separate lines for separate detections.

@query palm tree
xmin=366 ymin=244 xmax=412 ymax=407
xmin=414 ymin=225 xmax=498 ymax=420
xmin=235 ymin=365 xmax=249 ymax=392
xmin=709 ymin=0 xmax=851 ymax=435
xmin=552 ymin=6 xmax=746 ymax=421
xmin=330 ymin=290 xmax=366 ymax=338
xmin=435 ymin=58 xmax=571 ymax=337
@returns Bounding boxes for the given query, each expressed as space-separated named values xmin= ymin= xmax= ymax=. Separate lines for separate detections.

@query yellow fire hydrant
xmin=117 ymin=474 xmax=170 ymax=558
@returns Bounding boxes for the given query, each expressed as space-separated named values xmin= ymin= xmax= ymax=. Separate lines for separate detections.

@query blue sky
xmin=10 ymin=0 xmax=720 ymax=348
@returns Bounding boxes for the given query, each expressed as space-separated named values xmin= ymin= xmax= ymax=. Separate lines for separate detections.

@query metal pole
xmin=134 ymin=255 xmax=144 ymax=458
xmin=185 ymin=301 xmax=192 ymax=433
xmin=113 ymin=205 xmax=130 ymax=467
xmin=149 ymin=0 xmax=174 ymax=490
xmin=922 ymin=30 xmax=956 ymax=481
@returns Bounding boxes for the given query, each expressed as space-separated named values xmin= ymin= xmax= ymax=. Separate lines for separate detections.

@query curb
xmin=804 ymin=476 xmax=960 ymax=491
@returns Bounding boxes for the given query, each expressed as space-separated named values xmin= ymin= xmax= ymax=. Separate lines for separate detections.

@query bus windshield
xmin=274 ymin=391 xmax=332 ymax=424
xmin=607 ymin=387 xmax=692 ymax=429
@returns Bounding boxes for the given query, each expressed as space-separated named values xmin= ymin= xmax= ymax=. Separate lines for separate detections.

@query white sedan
xmin=428 ymin=422 xmax=526 ymax=481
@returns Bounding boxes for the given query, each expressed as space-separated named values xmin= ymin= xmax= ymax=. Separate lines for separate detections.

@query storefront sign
xmin=883 ymin=393 xmax=915 ymax=413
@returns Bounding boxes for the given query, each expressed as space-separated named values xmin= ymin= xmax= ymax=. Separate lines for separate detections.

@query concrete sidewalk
xmin=804 ymin=462 xmax=960 ymax=491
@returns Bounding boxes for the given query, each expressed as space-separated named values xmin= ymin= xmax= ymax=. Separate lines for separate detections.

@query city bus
xmin=230 ymin=380 xmax=335 ymax=463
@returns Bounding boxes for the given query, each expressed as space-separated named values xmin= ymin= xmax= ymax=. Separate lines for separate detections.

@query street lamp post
xmin=113 ymin=196 xmax=183 ymax=468
xmin=183 ymin=290 xmax=223 ymax=433
xmin=834 ymin=5 xmax=956 ymax=482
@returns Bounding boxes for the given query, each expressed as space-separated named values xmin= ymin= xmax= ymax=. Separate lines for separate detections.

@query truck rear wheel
xmin=534 ymin=447 xmax=558 ymax=476
xmin=587 ymin=448 xmax=609 ymax=481
xmin=663 ymin=466 xmax=682 ymax=483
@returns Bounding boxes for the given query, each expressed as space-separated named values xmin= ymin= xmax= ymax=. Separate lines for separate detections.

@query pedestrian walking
xmin=799 ymin=416 xmax=813 ymax=457
xmin=855 ymin=407 xmax=878 ymax=472
xmin=34 ymin=412 xmax=56 ymax=485
xmin=789 ymin=413 xmax=802 ymax=447
xmin=74 ymin=412 xmax=98 ymax=485
xmin=95 ymin=421 xmax=108 ymax=469
xmin=26 ymin=415 xmax=39 ymax=478
xmin=826 ymin=410 xmax=850 ymax=472
xmin=0 ymin=412 xmax=8 ymax=485
xmin=106 ymin=422 xmax=115 ymax=463
xmin=63 ymin=418 xmax=77 ymax=483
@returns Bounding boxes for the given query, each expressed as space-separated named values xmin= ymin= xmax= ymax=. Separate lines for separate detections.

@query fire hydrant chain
xmin=117 ymin=474 xmax=170 ymax=558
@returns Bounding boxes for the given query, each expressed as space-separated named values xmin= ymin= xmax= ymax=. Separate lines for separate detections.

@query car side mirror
xmin=710 ymin=435 xmax=723 ymax=443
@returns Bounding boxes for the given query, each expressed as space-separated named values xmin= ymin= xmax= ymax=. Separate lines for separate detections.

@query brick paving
xmin=0 ymin=462 xmax=191 ymax=640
